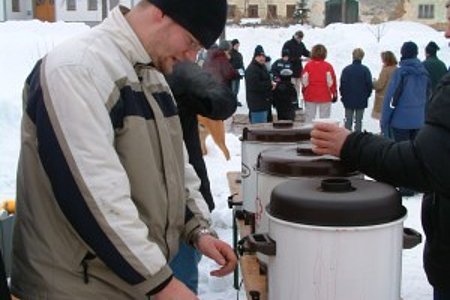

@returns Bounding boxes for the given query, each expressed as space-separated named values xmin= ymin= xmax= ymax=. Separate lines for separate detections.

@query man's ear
xmin=150 ymin=5 xmax=165 ymax=22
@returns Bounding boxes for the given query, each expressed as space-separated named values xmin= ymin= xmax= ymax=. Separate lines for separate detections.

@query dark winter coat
xmin=245 ymin=59 xmax=273 ymax=112
xmin=0 ymin=254 xmax=10 ymax=300
xmin=167 ymin=62 xmax=237 ymax=211
xmin=271 ymin=58 xmax=293 ymax=82
xmin=273 ymin=77 xmax=297 ymax=121
xmin=282 ymin=37 xmax=310 ymax=78
xmin=340 ymin=60 xmax=373 ymax=109
xmin=423 ymin=55 xmax=447 ymax=93
xmin=203 ymin=48 xmax=239 ymax=89
xmin=229 ymin=48 xmax=244 ymax=73
xmin=381 ymin=58 xmax=431 ymax=134
xmin=340 ymin=73 xmax=450 ymax=290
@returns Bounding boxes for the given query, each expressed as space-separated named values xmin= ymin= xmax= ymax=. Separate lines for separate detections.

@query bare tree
xmin=366 ymin=23 xmax=387 ymax=43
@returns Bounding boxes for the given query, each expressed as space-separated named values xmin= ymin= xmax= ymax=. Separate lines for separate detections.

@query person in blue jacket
xmin=340 ymin=48 xmax=372 ymax=132
xmin=381 ymin=41 xmax=431 ymax=140
xmin=381 ymin=41 xmax=431 ymax=197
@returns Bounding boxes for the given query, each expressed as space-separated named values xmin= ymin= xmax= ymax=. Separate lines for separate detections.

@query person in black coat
xmin=282 ymin=30 xmax=310 ymax=109
xmin=166 ymin=61 xmax=237 ymax=294
xmin=167 ymin=61 xmax=237 ymax=211
xmin=340 ymin=48 xmax=372 ymax=132
xmin=273 ymin=69 xmax=297 ymax=121
xmin=423 ymin=41 xmax=448 ymax=93
xmin=229 ymin=39 xmax=245 ymax=106
xmin=271 ymin=48 xmax=293 ymax=82
xmin=311 ymin=71 xmax=450 ymax=300
xmin=245 ymin=47 xmax=273 ymax=123
xmin=0 ymin=254 xmax=10 ymax=300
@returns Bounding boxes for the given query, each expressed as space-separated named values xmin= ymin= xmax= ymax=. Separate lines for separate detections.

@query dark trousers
xmin=0 ymin=255 xmax=10 ymax=300
xmin=434 ymin=287 xmax=450 ymax=300
xmin=392 ymin=127 xmax=420 ymax=196
xmin=392 ymin=127 xmax=419 ymax=142
xmin=231 ymin=79 xmax=240 ymax=97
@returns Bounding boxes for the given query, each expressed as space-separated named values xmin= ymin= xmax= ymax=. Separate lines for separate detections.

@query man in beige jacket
xmin=11 ymin=1 xmax=236 ymax=299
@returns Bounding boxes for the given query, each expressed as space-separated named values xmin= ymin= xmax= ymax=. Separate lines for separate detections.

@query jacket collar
xmin=96 ymin=6 xmax=152 ymax=66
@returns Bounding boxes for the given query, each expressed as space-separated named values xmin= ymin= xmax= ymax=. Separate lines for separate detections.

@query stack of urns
xmin=253 ymin=143 xmax=360 ymax=268
xmin=237 ymin=147 xmax=423 ymax=300
xmin=239 ymin=121 xmax=311 ymax=228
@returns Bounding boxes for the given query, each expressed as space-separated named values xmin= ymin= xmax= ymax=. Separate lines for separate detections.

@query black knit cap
xmin=400 ymin=41 xmax=418 ymax=60
xmin=149 ymin=0 xmax=227 ymax=49
xmin=425 ymin=41 xmax=440 ymax=56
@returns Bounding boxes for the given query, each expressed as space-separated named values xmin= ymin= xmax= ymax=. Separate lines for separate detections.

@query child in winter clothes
xmin=273 ymin=69 xmax=297 ymax=121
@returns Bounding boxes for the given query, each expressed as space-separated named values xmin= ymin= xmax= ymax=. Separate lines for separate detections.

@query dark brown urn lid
xmin=268 ymin=178 xmax=406 ymax=226
xmin=256 ymin=145 xmax=355 ymax=177
xmin=240 ymin=122 xmax=311 ymax=143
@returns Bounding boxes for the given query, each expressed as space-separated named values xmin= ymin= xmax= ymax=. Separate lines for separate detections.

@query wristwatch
xmin=191 ymin=227 xmax=216 ymax=246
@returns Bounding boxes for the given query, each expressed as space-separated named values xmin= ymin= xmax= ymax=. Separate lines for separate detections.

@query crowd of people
xmin=210 ymin=30 xmax=448 ymax=136
xmin=310 ymin=3 xmax=450 ymax=299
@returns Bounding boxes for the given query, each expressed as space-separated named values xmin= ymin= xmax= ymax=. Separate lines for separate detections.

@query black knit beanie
xmin=425 ymin=41 xmax=440 ymax=56
xmin=400 ymin=41 xmax=418 ymax=60
xmin=149 ymin=0 xmax=227 ymax=49
xmin=254 ymin=45 xmax=265 ymax=57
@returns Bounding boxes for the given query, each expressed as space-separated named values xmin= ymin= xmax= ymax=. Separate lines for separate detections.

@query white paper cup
xmin=312 ymin=118 xmax=340 ymax=126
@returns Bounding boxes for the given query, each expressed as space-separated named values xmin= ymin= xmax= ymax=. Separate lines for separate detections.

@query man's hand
xmin=153 ymin=277 xmax=198 ymax=300
xmin=195 ymin=234 xmax=237 ymax=277
xmin=311 ymin=123 xmax=350 ymax=157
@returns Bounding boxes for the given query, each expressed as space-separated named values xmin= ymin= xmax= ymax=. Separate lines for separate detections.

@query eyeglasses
xmin=186 ymin=32 xmax=202 ymax=52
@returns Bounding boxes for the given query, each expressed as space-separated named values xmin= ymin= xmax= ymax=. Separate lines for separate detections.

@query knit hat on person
xmin=231 ymin=39 xmax=240 ymax=46
xmin=282 ymin=48 xmax=290 ymax=57
xmin=148 ymin=0 xmax=227 ymax=49
xmin=254 ymin=45 xmax=265 ymax=57
xmin=425 ymin=41 xmax=440 ymax=56
xmin=295 ymin=30 xmax=304 ymax=39
xmin=218 ymin=40 xmax=231 ymax=51
xmin=400 ymin=41 xmax=418 ymax=60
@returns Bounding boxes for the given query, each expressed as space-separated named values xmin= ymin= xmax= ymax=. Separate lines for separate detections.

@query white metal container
xmin=257 ymin=178 xmax=406 ymax=300
xmin=255 ymin=145 xmax=354 ymax=234
xmin=267 ymin=216 xmax=405 ymax=300
xmin=240 ymin=122 xmax=310 ymax=214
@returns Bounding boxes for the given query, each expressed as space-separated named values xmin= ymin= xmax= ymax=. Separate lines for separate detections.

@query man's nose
xmin=184 ymin=49 xmax=197 ymax=62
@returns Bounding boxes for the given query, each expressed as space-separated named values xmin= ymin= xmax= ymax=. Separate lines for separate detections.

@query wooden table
xmin=227 ymin=171 xmax=267 ymax=300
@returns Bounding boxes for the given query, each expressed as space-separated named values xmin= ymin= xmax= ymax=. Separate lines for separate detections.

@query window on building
xmin=418 ymin=4 xmax=434 ymax=19
xmin=286 ymin=4 xmax=296 ymax=19
xmin=109 ymin=0 xmax=120 ymax=9
xmin=67 ymin=0 xmax=76 ymax=11
xmin=228 ymin=4 xmax=236 ymax=18
xmin=248 ymin=5 xmax=258 ymax=18
xmin=12 ymin=0 xmax=20 ymax=12
xmin=88 ymin=0 xmax=98 ymax=11
xmin=267 ymin=5 xmax=277 ymax=19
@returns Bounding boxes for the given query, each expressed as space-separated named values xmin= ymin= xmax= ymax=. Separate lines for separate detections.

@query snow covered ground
xmin=1 ymin=18 xmax=448 ymax=299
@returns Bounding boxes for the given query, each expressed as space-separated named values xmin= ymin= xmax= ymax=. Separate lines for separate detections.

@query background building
xmin=0 ymin=0 xmax=447 ymax=29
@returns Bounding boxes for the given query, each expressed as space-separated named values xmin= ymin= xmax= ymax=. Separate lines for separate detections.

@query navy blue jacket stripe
xmin=152 ymin=92 xmax=178 ymax=117
xmin=109 ymin=87 xmax=177 ymax=129
xmin=26 ymin=63 xmax=146 ymax=285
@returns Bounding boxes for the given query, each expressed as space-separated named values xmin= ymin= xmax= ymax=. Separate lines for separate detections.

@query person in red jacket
xmin=301 ymin=44 xmax=337 ymax=124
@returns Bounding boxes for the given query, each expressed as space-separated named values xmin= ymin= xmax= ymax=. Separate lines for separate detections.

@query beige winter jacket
xmin=11 ymin=6 xmax=210 ymax=299
xmin=372 ymin=65 xmax=397 ymax=120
